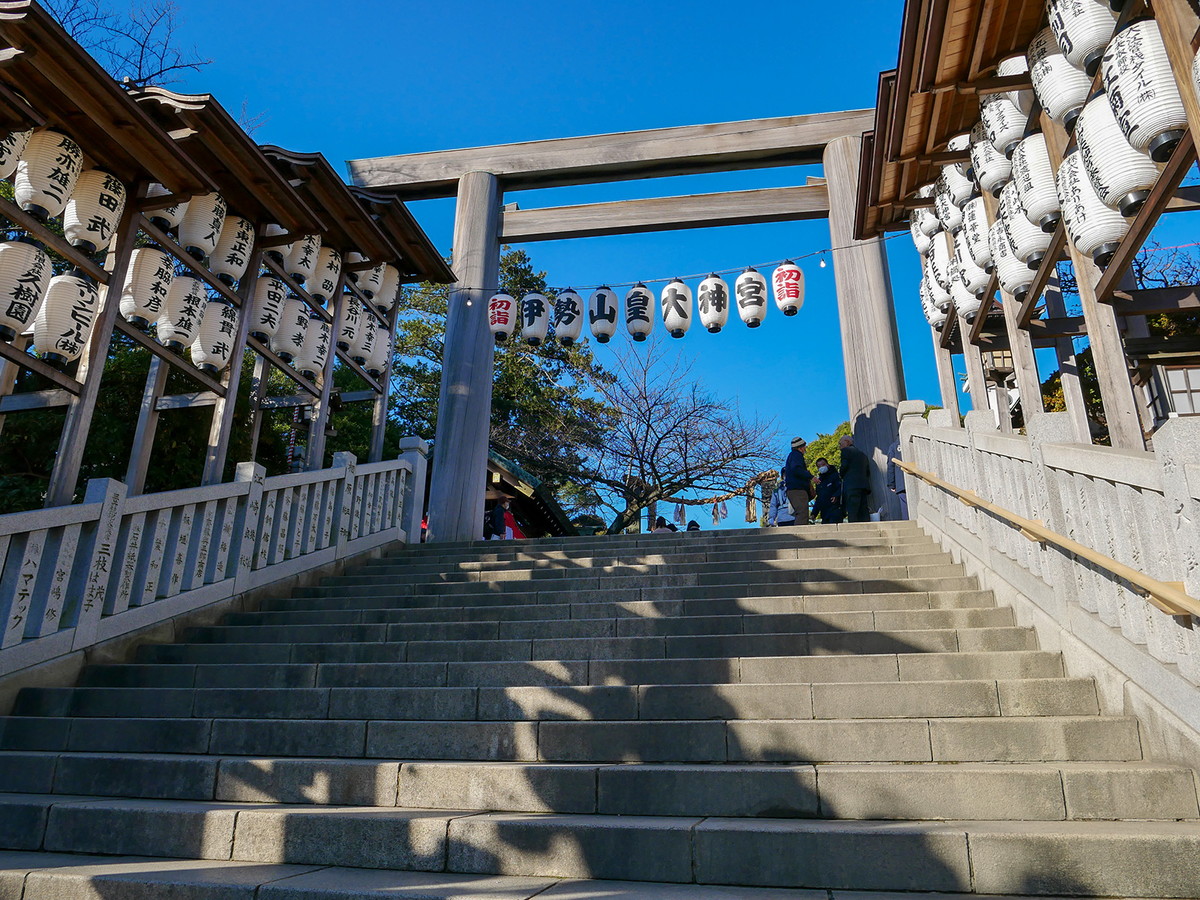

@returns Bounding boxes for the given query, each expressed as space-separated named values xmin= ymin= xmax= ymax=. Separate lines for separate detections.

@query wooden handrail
xmin=896 ymin=459 xmax=1200 ymax=618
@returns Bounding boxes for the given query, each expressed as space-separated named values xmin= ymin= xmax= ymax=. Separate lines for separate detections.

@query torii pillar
xmin=824 ymin=134 xmax=906 ymax=519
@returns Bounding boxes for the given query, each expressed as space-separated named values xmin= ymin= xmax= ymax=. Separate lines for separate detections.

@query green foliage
xmin=804 ymin=421 xmax=852 ymax=471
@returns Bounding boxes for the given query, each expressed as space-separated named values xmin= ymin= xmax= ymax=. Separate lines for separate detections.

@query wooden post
xmin=369 ymin=305 xmax=399 ymax=464
xmin=426 ymin=171 xmax=501 ymax=542
xmin=0 ymin=335 xmax=30 ymax=439
xmin=307 ymin=267 xmax=350 ymax=470
xmin=963 ymin=340 xmax=990 ymax=415
xmin=124 ymin=356 xmax=169 ymax=494
xmin=823 ymin=135 xmax=906 ymax=518
xmin=1044 ymin=277 xmax=1092 ymax=443
xmin=246 ymin=355 xmax=270 ymax=464
xmin=931 ymin=327 xmax=961 ymax=420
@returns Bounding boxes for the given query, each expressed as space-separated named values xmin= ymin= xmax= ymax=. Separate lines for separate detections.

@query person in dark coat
xmin=781 ymin=436 xmax=813 ymax=526
xmin=811 ymin=457 xmax=844 ymax=524
xmin=886 ymin=439 xmax=909 ymax=520
xmin=838 ymin=435 xmax=873 ymax=523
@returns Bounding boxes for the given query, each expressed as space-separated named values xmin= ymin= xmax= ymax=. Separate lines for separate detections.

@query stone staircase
xmin=0 ymin=521 xmax=1197 ymax=898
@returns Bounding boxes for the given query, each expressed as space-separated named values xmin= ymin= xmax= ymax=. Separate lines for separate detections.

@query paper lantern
xmin=954 ymin=230 xmax=990 ymax=296
xmin=291 ymin=314 xmax=326 ymax=380
xmin=989 ymin=218 xmax=1034 ymax=302
xmin=145 ymin=183 xmax=188 ymax=233
xmin=356 ymin=261 xmax=385 ymax=299
xmin=1056 ymin=149 xmax=1131 ymax=267
xmin=284 ymin=233 xmax=321 ymax=284
xmin=366 ymin=324 xmax=391 ymax=379
xmin=337 ymin=297 xmax=362 ymax=352
xmin=63 ymin=169 xmax=126 ymax=254
xmin=947 ymin=132 xmax=975 ymax=182
xmin=190 ymin=300 xmax=239 ymax=374
xmin=374 ymin=264 xmax=401 ymax=313
xmin=910 ymin=218 xmax=934 ymax=257
xmin=157 ymin=275 xmax=207 ymax=353
xmin=588 ymin=287 xmax=619 ymax=342
xmin=553 ymin=289 xmax=584 ymax=344
xmin=914 ymin=184 xmax=940 ymax=236
xmin=14 ymin=129 xmax=83 ymax=221
xmin=941 ymin=148 xmax=976 ymax=208
xmin=0 ymin=129 xmax=30 ymax=179
xmin=0 ymin=238 xmax=51 ymax=340
xmin=934 ymin=180 xmax=964 ymax=233
xmin=271 ymin=296 xmax=309 ymax=363
xmin=1029 ymin=26 xmax=1091 ymax=131
xmin=698 ymin=274 xmax=730 ymax=333
xmin=997 ymin=54 xmax=1036 ymax=116
xmin=210 ymin=215 xmax=255 ymax=286
xmin=962 ymin=196 xmax=994 ymax=272
xmin=33 ymin=271 xmax=98 ymax=364
xmin=119 ymin=247 xmax=174 ymax=329
xmin=249 ymin=274 xmax=288 ymax=342
xmin=980 ymin=92 xmax=1027 ymax=159
xmin=772 ymin=262 xmax=804 ymax=316
xmin=920 ymin=279 xmax=948 ymax=329
xmin=488 ymin=292 xmax=517 ymax=342
xmin=1011 ymin=133 xmax=1061 ymax=232
xmin=1075 ymin=91 xmax=1160 ymax=216
xmin=970 ymin=121 xmax=1013 ymax=197
xmin=310 ymin=246 xmax=343 ymax=304
xmin=734 ymin=268 xmax=768 ymax=327
xmin=923 ymin=256 xmax=953 ymax=311
xmin=1194 ymin=45 xmax=1200 ymax=104
xmin=928 ymin=231 xmax=954 ymax=294
xmin=949 ymin=253 xmax=983 ymax=321
xmin=356 ymin=310 xmax=378 ymax=366
xmin=178 ymin=192 xmax=226 ymax=261
xmin=625 ymin=283 xmax=654 ymax=340
xmin=999 ymin=181 xmax=1053 ymax=268
xmin=263 ymin=224 xmax=291 ymax=264
xmin=1050 ymin=0 xmax=1119 ymax=76
xmin=659 ymin=278 xmax=692 ymax=338
xmin=521 ymin=291 xmax=550 ymax=345
xmin=1101 ymin=19 xmax=1188 ymax=162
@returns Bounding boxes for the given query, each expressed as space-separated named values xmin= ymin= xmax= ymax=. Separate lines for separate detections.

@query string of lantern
xmin=905 ymin=0 xmax=1196 ymax=333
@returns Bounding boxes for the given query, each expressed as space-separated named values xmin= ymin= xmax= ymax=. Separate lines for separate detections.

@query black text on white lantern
xmin=934 ymin=179 xmax=965 ymax=233
xmin=997 ymin=54 xmax=1036 ymax=116
xmin=146 ymin=183 xmax=189 ymax=233
xmin=948 ymin=253 xmax=983 ymax=321
xmin=337 ymin=297 xmax=362 ymax=352
xmin=521 ymin=291 xmax=550 ymax=345
xmin=271 ymin=296 xmax=309 ymax=363
xmin=190 ymin=300 xmax=239 ymax=374
xmin=119 ymin=247 xmax=174 ymax=329
xmin=980 ymin=92 xmax=1027 ymax=158
xmin=1075 ymin=91 xmax=1160 ymax=216
xmin=15 ymin=129 xmax=83 ymax=221
xmin=374 ymin=264 xmax=401 ymax=314
xmin=179 ymin=192 xmax=226 ymax=261
xmin=910 ymin=218 xmax=933 ymax=257
xmin=488 ymin=292 xmax=517 ymax=342
xmin=734 ymin=267 xmax=768 ymax=327
xmin=923 ymin=256 xmax=953 ymax=312
xmin=1050 ymin=0 xmax=1119 ymax=76
xmin=954 ymin=230 xmax=991 ymax=296
xmin=772 ymin=261 xmax=804 ymax=315
xmin=0 ymin=238 xmax=51 ymax=340
xmin=359 ymin=262 xmax=385 ymax=299
xmin=63 ymin=169 xmax=126 ymax=254
xmin=0 ymin=130 xmax=30 ymax=180
xmin=1029 ymin=26 xmax=1091 ymax=131
xmin=1102 ymin=19 xmax=1188 ymax=162
xmin=928 ymin=231 xmax=954 ymax=294
xmin=1057 ymin=149 xmax=1131 ymax=267
xmin=970 ymin=121 xmax=1013 ymax=197
xmin=157 ymin=275 xmax=208 ymax=353
xmin=250 ymin=274 xmax=288 ymax=342
xmin=310 ymin=246 xmax=342 ymax=304
xmin=1011 ymin=133 xmax=1061 ymax=232
xmin=660 ymin=279 xmax=692 ymax=338
xmin=920 ymin=278 xmax=948 ymax=329
xmin=210 ymin=215 xmax=255 ymax=286
xmin=588 ymin=287 xmax=618 ymax=342
xmin=311 ymin=320 xmax=332 ymax=380
xmin=366 ymin=325 xmax=391 ymax=379
xmin=698 ymin=273 xmax=730 ymax=333
xmin=291 ymin=313 xmax=325 ymax=380
xmin=553 ymin=289 xmax=585 ymax=344
xmin=284 ymin=233 xmax=321 ymax=284
xmin=962 ymin=196 xmax=994 ymax=272
xmin=625 ymin=283 xmax=654 ymax=340
xmin=941 ymin=140 xmax=976 ymax=207
xmin=990 ymin=218 xmax=1034 ymax=302
xmin=34 ymin=271 xmax=98 ymax=364
xmin=356 ymin=309 xmax=378 ymax=366
xmin=999 ymin=181 xmax=1053 ymax=268
xmin=263 ymin=224 xmax=291 ymax=264
xmin=914 ymin=184 xmax=940 ymax=236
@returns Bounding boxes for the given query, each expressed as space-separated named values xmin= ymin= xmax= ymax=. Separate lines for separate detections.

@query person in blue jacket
xmin=781 ymin=437 xmax=813 ymax=526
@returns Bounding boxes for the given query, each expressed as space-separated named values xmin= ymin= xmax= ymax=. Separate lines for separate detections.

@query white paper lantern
xmin=910 ymin=218 xmax=934 ymax=257
xmin=923 ymin=256 xmax=953 ymax=311
xmin=954 ymin=230 xmax=991 ymax=296
xmin=1056 ymin=149 xmax=1131 ymax=267
xmin=1101 ymin=19 xmax=1188 ymax=162
xmin=934 ymin=180 xmax=964 ymax=233
xmin=374 ymin=264 xmax=401 ymax=313
xmin=63 ymin=169 xmax=126 ymax=254
xmin=488 ymin=292 xmax=517 ymax=342
xmin=588 ymin=287 xmax=619 ymax=343
xmin=271 ymin=296 xmax=309 ymax=363
xmin=291 ymin=314 xmax=326 ymax=380
xmin=1011 ymin=133 xmax=1061 ymax=232
xmin=33 ymin=271 xmax=98 ymax=364
xmin=697 ymin=274 xmax=730 ymax=333
xmin=980 ymin=92 xmax=1027 ymax=159
xmin=145 ymin=183 xmax=188 ymax=233
xmin=999 ymin=181 xmax=1053 ymax=268
xmin=1029 ymin=26 xmax=1091 ymax=131
xmin=947 ymin=132 xmax=974 ymax=182
xmin=949 ymin=253 xmax=983 ymax=321
xmin=179 ymin=192 xmax=226 ymax=261
xmin=1194 ymin=44 xmax=1200 ymax=105
xmin=157 ymin=275 xmax=207 ymax=352
xmin=928 ymin=231 xmax=954 ymax=294
xmin=284 ymin=233 xmax=321 ymax=284
xmin=553 ymin=289 xmax=585 ymax=344
xmin=942 ymin=154 xmax=976 ymax=208
xmin=659 ymin=278 xmax=693 ymax=338
xmin=625 ymin=283 xmax=654 ymax=340
xmin=920 ymin=279 xmax=948 ymax=328
xmin=366 ymin=324 xmax=391 ymax=379
xmin=210 ymin=215 xmax=255 ymax=286
xmin=356 ymin=310 xmax=378 ymax=367
xmin=962 ymin=196 xmax=994 ymax=272
xmin=0 ymin=238 xmax=51 ymax=340
xmin=249 ymin=274 xmax=288 ymax=342
xmin=119 ymin=247 xmax=174 ymax=329
xmin=0 ymin=130 xmax=31 ymax=180
xmin=190 ymin=300 xmax=239 ymax=374
xmin=1050 ymin=0 xmax=1119 ymax=76
xmin=357 ymin=261 xmax=385 ymax=299
xmin=14 ymin=129 xmax=83 ymax=221
xmin=914 ymin=184 xmax=940 ymax=236
xmin=263 ymin=224 xmax=291 ymax=264
xmin=772 ymin=261 xmax=804 ymax=316
xmin=520 ymin=291 xmax=551 ymax=345
xmin=997 ymin=54 xmax=1036 ymax=116
xmin=970 ymin=121 xmax=1013 ymax=197
xmin=337 ymin=297 xmax=362 ymax=353
xmin=990 ymin=218 xmax=1035 ymax=301
xmin=1075 ymin=91 xmax=1161 ymax=216
xmin=310 ymin=246 xmax=342 ymax=304
xmin=734 ymin=268 xmax=768 ymax=327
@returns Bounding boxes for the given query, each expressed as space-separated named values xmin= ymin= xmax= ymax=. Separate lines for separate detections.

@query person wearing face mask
xmin=811 ymin=456 xmax=844 ymax=525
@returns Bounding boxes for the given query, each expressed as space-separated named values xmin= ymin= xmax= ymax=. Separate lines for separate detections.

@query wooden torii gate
xmin=349 ymin=110 xmax=908 ymax=541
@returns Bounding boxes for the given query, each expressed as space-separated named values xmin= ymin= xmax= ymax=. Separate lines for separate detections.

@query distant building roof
xmin=487 ymin=450 xmax=577 ymax=538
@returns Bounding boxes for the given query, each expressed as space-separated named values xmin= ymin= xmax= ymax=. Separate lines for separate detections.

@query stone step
xmin=11 ymin=677 xmax=1097 ymax=722
xmin=1 ymin=752 xmax=1192 ymax=822
xmin=1 ymin=798 xmax=1195 ymax=896
xmin=0 ymin=715 xmax=1142 ymax=762
xmin=79 ymin=649 xmax=1067 ymax=690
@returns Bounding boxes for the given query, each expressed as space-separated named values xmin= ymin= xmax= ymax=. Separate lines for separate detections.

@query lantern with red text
xmin=772 ymin=261 xmax=804 ymax=316
xmin=488 ymin=292 xmax=517 ymax=342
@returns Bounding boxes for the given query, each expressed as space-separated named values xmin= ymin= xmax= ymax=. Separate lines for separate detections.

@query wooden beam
xmin=500 ymin=185 xmax=831 ymax=243
xmin=259 ymin=393 xmax=315 ymax=410
xmin=0 ymin=389 xmax=71 ymax=413
xmin=0 ymin=338 xmax=82 ymax=395
xmin=156 ymin=391 xmax=220 ymax=411
xmin=124 ymin=355 xmax=168 ymax=494
xmin=337 ymin=389 xmax=376 ymax=404
xmin=114 ymin=318 xmax=228 ymax=398
xmin=348 ymin=110 xmax=875 ymax=199
xmin=1115 ymin=285 xmax=1200 ymax=314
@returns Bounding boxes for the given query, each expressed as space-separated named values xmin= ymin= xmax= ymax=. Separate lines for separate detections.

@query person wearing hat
xmin=781 ymin=436 xmax=813 ymax=526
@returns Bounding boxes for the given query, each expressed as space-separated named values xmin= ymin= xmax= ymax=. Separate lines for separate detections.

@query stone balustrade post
xmin=1024 ymin=412 xmax=1080 ymax=623
xmin=231 ymin=462 xmax=266 ymax=595
xmin=72 ymin=477 xmax=127 ymax=649
xmin=331 ymin=451 xmax=358 ymax=560
xmin=397 ymin=437 xmax=429 ymax=546
xmin=896 ymin=400 xmax=927 ymax=518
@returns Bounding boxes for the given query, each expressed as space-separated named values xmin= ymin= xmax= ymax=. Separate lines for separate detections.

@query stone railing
xmin=0 ymin=440 xmax=429 ymax=680
xmin=899 ymin=403 xmax=1200 ymax=762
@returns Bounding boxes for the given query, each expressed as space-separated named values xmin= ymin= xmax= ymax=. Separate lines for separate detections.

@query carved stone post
xmin=398 ymin=437 xmax=429 ymax=545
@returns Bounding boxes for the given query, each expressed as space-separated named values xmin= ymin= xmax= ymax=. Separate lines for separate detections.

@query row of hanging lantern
xmin=912 ymin=0 xmax=1200 ymax=330
xmin=485 ymin=262 xmax=805 ymax=345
